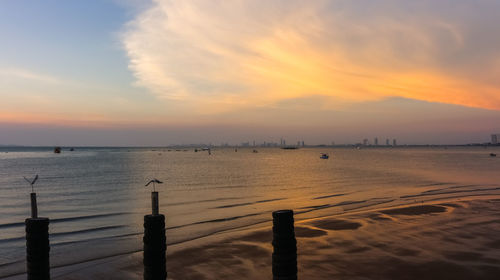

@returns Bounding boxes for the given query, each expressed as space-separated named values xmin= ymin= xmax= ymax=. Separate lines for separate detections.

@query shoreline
xmin=4 ymin=195 xmax=500 ymax=279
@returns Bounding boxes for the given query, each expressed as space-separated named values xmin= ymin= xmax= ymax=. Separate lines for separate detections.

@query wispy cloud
xmin=123 ymin=0 xmax=500 ymax=111
xmin=0 ymin=68 xmax=65 ymax=84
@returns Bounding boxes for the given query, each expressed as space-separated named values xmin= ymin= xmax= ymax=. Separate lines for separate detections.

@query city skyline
xmin=1 ymin=1 xmax=500 ymax=146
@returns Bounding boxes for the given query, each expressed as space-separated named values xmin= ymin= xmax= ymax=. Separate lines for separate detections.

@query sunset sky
xmin=1 ymin=0 xmax=500 ymax=145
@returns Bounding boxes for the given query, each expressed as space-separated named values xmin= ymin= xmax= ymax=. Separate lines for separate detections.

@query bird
xmin=145 ymin=179 xmax=163 ymax=192
xmin=23 ymin=174 xmax=38 ymax=193
xmin=145 ymin=179 xmax=163 ymax=186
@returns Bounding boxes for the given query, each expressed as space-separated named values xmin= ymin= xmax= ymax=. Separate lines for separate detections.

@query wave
xmin=313 ymin=193 xmax=346 ymax=200
xmin=0 ymin=212 xmax=130 ymax=230
xmin=167 ymin=213 xmax=262 ymax=230
xmin=401 ymin=186 xmax=500 ymax=199
xmin=0 ymin=225 xmax=127 ymax=245
xmin=51 ymin=232 xmax=141 ymax=247
xmin=51 ymin=212 xmax=130 ymax=224
xmin=296 ymin=198 xmax=395 ymax=215
xmin=0 ymin=222 xmax=24 ymax=230
xmin=166 ymin=196 xmax=243 ymax=207
xmin=213 ymin=198 xmax=284 ymax=209
xmin=51 ymin=225 xmax=127 ymax=238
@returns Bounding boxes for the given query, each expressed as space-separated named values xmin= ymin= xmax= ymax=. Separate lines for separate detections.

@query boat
xmin=320 ymin=153 xmax=329 ymax=159
xmin=54 ymin=147 xmax=61 ymax=154
xmin=253 ymin=149 xmax=258 ymax=153
xmin=281 ymin=146 xmax=299 ymax=150
xmin=490 ymin=153 xmax=497 ymax=157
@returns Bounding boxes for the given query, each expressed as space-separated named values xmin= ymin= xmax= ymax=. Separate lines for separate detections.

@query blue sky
xmin=0 ymin=0 xmax=131 ymax=84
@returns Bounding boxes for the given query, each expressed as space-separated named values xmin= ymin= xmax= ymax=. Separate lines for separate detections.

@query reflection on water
xmin=0 ymin=146 xmax=499 ymax=277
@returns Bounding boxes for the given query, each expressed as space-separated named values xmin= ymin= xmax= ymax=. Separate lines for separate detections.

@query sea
xmin=1 ymin=146 xmax=499 ymax=277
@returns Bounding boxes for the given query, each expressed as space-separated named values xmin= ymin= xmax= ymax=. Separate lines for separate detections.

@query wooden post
xmin=272 ymin=210 xmax=297 ymax=280
xmin=26 ymin=217 xmax=50 ymax=280
xmin=144 ymin=191 xmax=166 ymax=279
xmin=30 ymin=193 xmax=38 ymax=219
xmin=143 ymin=214 xmax=166 ymax=280
xmin=151 ymin=192 xmax=159 ymax=215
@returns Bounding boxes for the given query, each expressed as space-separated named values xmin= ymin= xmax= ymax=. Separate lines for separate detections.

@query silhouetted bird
xmin=145 ymin=179 xmax=163 ymax=186
xmin=23 ymin=175 xmax=39 ymax=192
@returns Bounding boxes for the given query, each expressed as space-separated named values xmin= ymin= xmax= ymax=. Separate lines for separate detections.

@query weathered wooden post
xmin=24 ymin=175 xmax=50 ymax=280
xmin=30 ymin=193 xmax=38 ymax=219
xmin=151 ymin=191 xmax=159 ymax=216
xmin=144 ymin=179 xmax=166 ymax=280
xmin=272 ymin=210 xmax=297 ymax=280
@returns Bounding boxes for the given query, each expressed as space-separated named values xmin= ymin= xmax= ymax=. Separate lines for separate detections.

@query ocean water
xmin=1 ymin=146 xmax=499 ymax=277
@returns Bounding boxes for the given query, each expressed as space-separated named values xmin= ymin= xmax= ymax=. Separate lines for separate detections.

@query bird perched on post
xmin=23 ymin=175 xmax=39 ymax=193
xmin=145 ymin=179 xmax=163 ymax=192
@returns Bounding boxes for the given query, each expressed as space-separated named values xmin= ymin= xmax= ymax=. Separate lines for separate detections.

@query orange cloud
xmin=123 ymin=0 xmax=500 ymax=112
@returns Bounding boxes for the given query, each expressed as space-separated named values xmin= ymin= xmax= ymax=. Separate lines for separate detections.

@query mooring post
xmin=30 ymin=193 xmax=38 ymax=219
xmin=272 ymin=210 xmax=297 ymax=280
xmin=151 ymin=192 xmax=159 ymax=216
xmin=144 ymin=192 xmax=166 ymax=280
xmin=25 ymin=192 xmax=50 ymax=280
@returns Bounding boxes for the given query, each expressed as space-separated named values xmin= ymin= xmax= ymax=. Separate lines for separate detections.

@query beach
xmin=4 ymin=196 xmax=499 ymax=280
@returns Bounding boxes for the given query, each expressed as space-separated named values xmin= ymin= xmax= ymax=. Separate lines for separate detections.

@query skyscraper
xmin=374 ymin=137 xmax=378 ymax=146
xmin=492 ymin=134 xmax=499 ymax=144
xmin=386 ymin=139 xmax=390 ymax=146
xmin=393 ymin=139 xmax=397 ymax=146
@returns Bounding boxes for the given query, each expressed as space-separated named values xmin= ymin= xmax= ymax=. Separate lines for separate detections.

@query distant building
xmin=363 ymin=139 xmax=368 ymax=146
xmin=301 ymin=141 xmax=305 ymax=147
xmin=374 ymin=137 xmax=378 ymax=146
xmin=386 ymin=139 xmax=390 ymax=146
xmin=393 ymin=139 xmax=397 ymax=146
xmin=492 ymin=134 xmax=499 ymax=145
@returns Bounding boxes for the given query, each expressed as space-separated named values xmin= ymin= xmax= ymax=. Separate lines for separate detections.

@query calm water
xmin=1 ymin=146 xmax=499 ymax=277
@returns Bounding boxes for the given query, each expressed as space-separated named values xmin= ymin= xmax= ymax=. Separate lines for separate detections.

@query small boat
xmin=69 ymin=148 xmax=74 ymax=151
xmin=54 ymin=147 xmax=61 ymax=154
xmin=320 ymin=153 xmax=329 ymax=159
xmin=490 ymin=153 xmax=497 ymax=157
xmin=253 ymin=149 xmax=258 ymax=153
xmin=281 ymin=146 xmax=299 ymax=150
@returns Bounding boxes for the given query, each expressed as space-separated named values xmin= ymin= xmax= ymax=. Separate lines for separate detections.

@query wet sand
xmin=5 ymin=197 xmax=500 ymax=279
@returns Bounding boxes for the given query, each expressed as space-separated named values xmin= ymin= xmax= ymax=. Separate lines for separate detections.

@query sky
xmin=1 ymin=0 xmax=500 ymax=146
